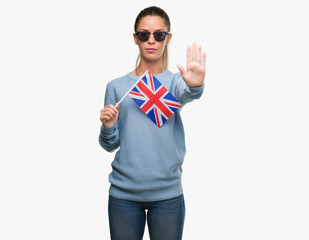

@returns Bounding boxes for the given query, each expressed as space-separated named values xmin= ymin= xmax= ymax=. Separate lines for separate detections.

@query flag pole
xmin=115 ymin=69 xmax=149 ymax=108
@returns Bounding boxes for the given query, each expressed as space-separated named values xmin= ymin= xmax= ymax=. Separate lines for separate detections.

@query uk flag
xmin=129 ymin=71 xmax=181 ymax=128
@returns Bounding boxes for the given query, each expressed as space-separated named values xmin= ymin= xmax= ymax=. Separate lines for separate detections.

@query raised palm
xmin=177 ymin=42 xmax=206 ymax=87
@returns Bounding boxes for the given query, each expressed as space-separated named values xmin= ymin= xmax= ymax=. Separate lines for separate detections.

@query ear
xmin=166 ymin=33 xmax=172 ymax=45
xmin=133 ymin=33 xmax=138 ymax=45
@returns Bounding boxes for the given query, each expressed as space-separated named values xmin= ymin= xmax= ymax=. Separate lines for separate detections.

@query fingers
xmin=192 ymin=42 xmax=197 ymax=62
xmin=186 ymin=45 xmax=191 ymax=66
xmin=177 ymin=64 xmax=185 ymax=76
xmin=100 ymin=104 xmax=119 ymax=122
xmin=188 ymin=42 xmax=205 ymax=65
xmin=197 ymin=44 xmax=202 ymax=63
xmin=179 ymin=43 xmax=206 ymax=78
xmin=202 ymin=51 xmax=206 ymax=67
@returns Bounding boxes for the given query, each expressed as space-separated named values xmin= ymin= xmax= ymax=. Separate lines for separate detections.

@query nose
xmin=148 ymin=33 xmax=156 ymax=43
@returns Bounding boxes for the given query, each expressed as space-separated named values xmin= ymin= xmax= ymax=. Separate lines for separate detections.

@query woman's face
xmin=134 ymin=16 xmax=171 ymax=64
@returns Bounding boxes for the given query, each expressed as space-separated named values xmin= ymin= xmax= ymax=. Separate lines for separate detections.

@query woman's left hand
xmin=177 ymin=42 xmax=206 ymax=87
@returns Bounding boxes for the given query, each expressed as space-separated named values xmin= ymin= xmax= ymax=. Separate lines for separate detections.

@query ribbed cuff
xmin=101 ymin=123 xmax=118 ymax=135
xmin=187 ymin=83 xmax=205 ymax=93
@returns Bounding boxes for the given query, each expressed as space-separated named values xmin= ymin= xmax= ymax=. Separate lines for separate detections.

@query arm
xmin=175 ymin=79 xmax=204 ymax=105
xmin=98 ymin=87 xmax=120 ymax=152
xmin=98 ymin=122 xmax=119 ymax=152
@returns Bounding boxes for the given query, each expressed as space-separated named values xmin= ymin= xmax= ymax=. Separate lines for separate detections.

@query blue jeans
xmin=108 ymin=194 xmax=185 ymax=240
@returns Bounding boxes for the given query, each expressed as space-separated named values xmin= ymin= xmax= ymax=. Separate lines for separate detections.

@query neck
xmin=133 ymin=59 xmax=165 ymax=76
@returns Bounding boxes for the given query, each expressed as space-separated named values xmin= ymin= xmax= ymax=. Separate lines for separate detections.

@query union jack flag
xmin=129 ymin=71 xmax=181 ymax=128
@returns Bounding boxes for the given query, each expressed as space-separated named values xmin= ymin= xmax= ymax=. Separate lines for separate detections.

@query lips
xmin=146 ymin=48 xmax=157 ymax=52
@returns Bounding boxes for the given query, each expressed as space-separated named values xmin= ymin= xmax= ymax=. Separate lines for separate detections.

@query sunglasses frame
xmin=135 ymin=31 xmax=169 ymax=42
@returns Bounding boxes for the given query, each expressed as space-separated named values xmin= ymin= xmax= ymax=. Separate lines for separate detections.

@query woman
xmin=99 ymin=6 xmax=206 ymax=240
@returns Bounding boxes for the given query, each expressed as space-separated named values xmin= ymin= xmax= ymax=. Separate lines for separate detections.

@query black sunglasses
xmin=135 ymin=31 xmax=169 ymax=42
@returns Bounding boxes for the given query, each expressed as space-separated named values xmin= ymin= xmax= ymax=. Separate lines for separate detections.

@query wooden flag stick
xmin=115 ymin=69 xmax=149 ymax=108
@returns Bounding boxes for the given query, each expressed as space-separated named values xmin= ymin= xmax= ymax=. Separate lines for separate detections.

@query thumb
xmin=177 ymin=64 xmax=186 ymax=76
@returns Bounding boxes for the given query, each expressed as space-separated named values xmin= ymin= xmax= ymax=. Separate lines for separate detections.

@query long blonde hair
xmin=134 ymin=6 xmax=171 ymax=70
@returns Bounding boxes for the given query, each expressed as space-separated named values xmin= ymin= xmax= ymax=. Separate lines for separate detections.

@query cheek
xmin=158 ymin=43 xmax=167 ymax=53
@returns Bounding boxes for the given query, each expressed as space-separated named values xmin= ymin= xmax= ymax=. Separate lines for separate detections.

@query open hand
xmin=177 ymin=42 xmax=206 ymax=87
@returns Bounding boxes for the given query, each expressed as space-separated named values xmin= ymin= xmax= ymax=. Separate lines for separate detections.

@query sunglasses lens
xmin=137 ymin=32 xmax=150 ymax=41
xmin=136 ymin=32 xmax=168 ymax=42
xmin=154 ymin=32 xmax=167 ymax=42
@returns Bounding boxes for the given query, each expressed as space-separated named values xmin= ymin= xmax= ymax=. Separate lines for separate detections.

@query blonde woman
xmin=99 ymin=6 xmax=206 ymax=240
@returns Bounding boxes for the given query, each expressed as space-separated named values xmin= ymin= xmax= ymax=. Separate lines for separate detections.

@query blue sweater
xmin=99 ymin=70 xmax=204 ymax=202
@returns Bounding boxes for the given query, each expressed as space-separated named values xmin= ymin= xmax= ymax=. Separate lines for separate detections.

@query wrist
xmin=186 ymin=82 xmax=204 ymax=88
xmin=103 ymin=121 xmax=116 ymax=128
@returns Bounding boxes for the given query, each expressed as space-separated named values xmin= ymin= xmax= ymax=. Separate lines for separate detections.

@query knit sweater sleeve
xmin=98 ymin=84 xmax=120 ymax=152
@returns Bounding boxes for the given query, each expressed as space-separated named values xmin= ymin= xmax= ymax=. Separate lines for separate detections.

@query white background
xmin=0 ymin=0 xmax=308 ymax=239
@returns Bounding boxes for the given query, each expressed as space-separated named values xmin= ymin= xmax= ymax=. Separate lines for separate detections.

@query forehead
xmin=137 ymin=16 xmax=167 ymax=30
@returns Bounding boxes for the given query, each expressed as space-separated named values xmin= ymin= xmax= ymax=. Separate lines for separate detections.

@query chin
xmin=142 ymin=54 xmax=162 ymax=63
